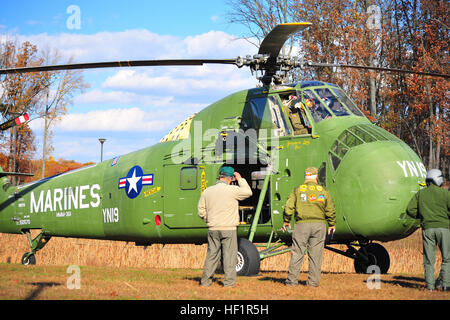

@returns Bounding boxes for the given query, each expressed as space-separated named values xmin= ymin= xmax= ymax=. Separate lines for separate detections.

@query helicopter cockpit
xmin=279 ymin=82 xmax=366 ymax=136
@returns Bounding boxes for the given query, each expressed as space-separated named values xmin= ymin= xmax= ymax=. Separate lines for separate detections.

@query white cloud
xmin=101 ymin=65 xmax=255 ymax=94
xmin=74 ymin=89 xmax=174 ymax=106
xmin=12 ymin=29 xmax=261 ymax=162
xmin=17 ymin=29 xmax=256 ymax=62
xmin=50 ymin=134 xmax=160 ymax=163
xmin=17 ymin=28 xmax=258 ymax=102
xmin=30 ymin=107 xmax=177 ymax=132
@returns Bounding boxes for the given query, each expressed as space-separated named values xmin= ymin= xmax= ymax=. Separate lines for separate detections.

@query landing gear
xmin=354 ymin=243 xmax=390 ymax=274
xmin=21 ymin=230 xmax=51 ymax=266
xmin=325 ymin=241 xmax=390 ymax=274
xmin=236 ymin=238 xmax=260 ymax=276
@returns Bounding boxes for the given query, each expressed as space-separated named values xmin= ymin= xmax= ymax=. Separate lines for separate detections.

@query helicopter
xmin=0 ymin=22 xmax=448 ymax=276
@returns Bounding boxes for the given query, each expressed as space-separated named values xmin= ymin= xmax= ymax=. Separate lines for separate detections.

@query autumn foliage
xmin=0 ymin=152 xmax=93 ymax=185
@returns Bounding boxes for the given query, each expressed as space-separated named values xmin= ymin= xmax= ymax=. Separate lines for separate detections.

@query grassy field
xmin=0 ymin=263 xmax=448 ymax=300
xmin=0 ymin=230 xmax=448 ymax=300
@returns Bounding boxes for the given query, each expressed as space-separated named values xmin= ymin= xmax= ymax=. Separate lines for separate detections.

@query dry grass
xmin=0 ymin=230 xmax=448 ymax=300
xmin=0 ymin=230 xmax=438 ymax=275
xmin=0 ymin=264 xmax=448 ymax=300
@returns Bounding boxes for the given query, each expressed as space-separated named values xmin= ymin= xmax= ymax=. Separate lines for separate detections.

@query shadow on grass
xmin=25 ymin=282 xmax=62 ymax=300
xmin=361 ymin=275 xmax=425 ymax=289
xmin=258 ymin=276 xmax=307 ymax=285
xmin=257 ymin=270 xmax=349 ymax=284
xmin=184 ymin=276 xmax=225 ymax=286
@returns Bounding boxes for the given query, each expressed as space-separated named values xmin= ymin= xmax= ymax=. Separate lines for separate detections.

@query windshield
xmin=315 ymin=87 xmax=351 ymax=117
xmin=330 ymin=88 xmax=365 ymax=117
xmin=301 ymin=86 xmax=365 ymax=121
xmin=303 ymin=89 xmax=332 ymax=122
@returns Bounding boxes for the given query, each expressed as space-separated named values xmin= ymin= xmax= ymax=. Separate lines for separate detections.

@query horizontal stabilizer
xmin=0 ymin=172 xmax=34 ymax=178
xmin=0 ymin=113 xmax=30 ymax=131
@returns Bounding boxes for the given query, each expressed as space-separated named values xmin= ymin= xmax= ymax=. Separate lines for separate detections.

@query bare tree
xmin=0 ymin=40 xmax=89 ymax=181
xmin=226 ymin=0 xmax=295 ymax=55
xmin=38 ymin=47 xmax=89 ymax=178
xmin=0 ymin=40 xmax=48 ymax=183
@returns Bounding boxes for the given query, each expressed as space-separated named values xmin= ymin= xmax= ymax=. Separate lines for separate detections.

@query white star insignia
xmin=127 ymin=168 xmax=141 ymax=194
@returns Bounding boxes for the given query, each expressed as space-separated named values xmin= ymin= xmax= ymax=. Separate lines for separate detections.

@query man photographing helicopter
xmin=406 ymin=169 xmax=450 ymax=291
xmin=283 ymin=167 xmax=336 ymax=287
xmin=198 ymin=166 xmax=252 ymax=287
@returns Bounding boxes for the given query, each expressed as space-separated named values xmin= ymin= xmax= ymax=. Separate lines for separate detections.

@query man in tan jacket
xmin=198 ymin=166 xmax=252 ymax=287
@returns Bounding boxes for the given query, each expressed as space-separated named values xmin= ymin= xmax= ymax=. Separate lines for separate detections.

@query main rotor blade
xmin=257 ymin=22 xmax=311 ymax=85
xmin=258 ymin=22 xmax=311 ymax=57
xmin=0 ymin=59 xmax=237 ymax=75
xmin=305 ymin=62 xmax=450 ymax=79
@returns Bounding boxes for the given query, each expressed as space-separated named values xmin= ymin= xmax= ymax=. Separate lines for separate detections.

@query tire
xmin=354 ymin=243 xmax=390 ymax=274
xmin=21 ymin=253 xmax=36 ymax=266
xmin=236 ymin=238 xmax=260 ymax=276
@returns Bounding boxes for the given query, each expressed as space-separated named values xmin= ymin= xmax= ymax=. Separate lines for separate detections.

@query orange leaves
xmin=31 ymin=157 xmax=94 ymax=181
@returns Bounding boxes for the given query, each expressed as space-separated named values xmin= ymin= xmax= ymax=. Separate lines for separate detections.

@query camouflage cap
xmin=305 ymin=167 xmax=318 ymax=177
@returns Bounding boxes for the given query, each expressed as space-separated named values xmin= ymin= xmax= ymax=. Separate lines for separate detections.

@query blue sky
xmin=1 ymin=1 xmax=244 ymax=36
xmin=1 ymin=1 xmax=259 ymax=163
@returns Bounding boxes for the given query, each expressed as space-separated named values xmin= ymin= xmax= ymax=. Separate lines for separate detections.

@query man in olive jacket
xmin=283 ymin=167 xmax=336 ymax=287
xmin=198 ymin=166 xmax=252 ymax=287
xmin=406 ymin=169 xmax=450 ymax=291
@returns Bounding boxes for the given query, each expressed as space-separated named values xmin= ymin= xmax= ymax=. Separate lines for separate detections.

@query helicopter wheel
xmin=21 ymin=252 xmax=36 ymax=266
xmin=236 ymin=238 xmax=260 ymax=276
xmin=354 ymin=243 xmax=390 ymax=274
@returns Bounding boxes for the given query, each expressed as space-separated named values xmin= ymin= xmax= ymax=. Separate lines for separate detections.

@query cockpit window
xmin=330 ymin=88 xmax=365 ymax=117
xmin=315 ymin=88 xmax=351 ymax=117
xmin=247 ymin=96 xmax=291 ymax=136
xmin=303 ymin=90 xmax=332 ymax=122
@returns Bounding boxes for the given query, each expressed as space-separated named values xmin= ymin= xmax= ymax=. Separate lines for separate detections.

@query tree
xmin=31 ymin=156 xmax=94 ymax=182
xmin=0 ymin=41 xmax=48 ymax=184
xmin=38 ymin=47 xmax=89 ymax=178
xmin=380 ymin=0 xmax=449 ymax=173
xmin=226 ymin=0 xmax=297 ymax=55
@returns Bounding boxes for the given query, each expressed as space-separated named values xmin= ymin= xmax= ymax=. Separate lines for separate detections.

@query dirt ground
xmin=0 ymin=263 xmax=448 ymax=301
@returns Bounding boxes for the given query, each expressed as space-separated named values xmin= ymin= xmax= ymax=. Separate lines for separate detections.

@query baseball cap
xmin=219 ymin=166 xmax=235 ymax=177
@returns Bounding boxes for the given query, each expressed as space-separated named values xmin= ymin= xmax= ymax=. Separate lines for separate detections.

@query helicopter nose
xmin=331 ymin=140 xmax=423 ymax=241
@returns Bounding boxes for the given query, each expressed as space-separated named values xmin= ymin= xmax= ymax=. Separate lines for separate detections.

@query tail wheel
xmin=21 ymin=253 xmax=36 ymax=266
xmin=354 ymin=243 xmax=390 ymax=274
xmin=236 ymin=238 xmax=260 ymax=276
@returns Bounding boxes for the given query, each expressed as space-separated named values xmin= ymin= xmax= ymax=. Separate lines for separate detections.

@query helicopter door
xmin=163 ymin=165 xmax=204 ymax=228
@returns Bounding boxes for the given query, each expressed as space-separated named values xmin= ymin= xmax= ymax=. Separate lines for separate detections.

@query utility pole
xmin=42 ymin=87 xmax=49 ymax=179
xmin=99 ymin=138 xmax=106 ymax=162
